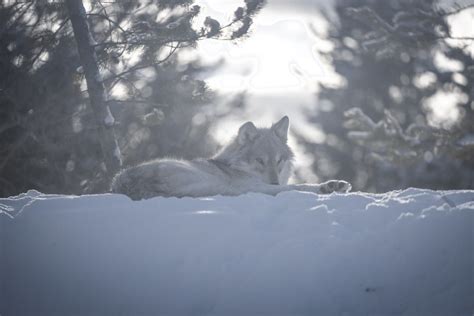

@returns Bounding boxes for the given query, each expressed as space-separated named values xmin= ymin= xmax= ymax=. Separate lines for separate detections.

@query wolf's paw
xmin=319 ymin=180 xmax=352 ymax=194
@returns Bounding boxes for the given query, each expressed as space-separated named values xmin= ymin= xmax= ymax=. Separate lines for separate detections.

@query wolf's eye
xmin=256 ymin=158 xmax=265 ymax=165
xmin=277 ymin=157 xmax=284 ymax=164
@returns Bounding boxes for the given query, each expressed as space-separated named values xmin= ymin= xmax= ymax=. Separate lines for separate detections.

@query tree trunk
xmin=66 ymin=0 xmax=122 ymax=180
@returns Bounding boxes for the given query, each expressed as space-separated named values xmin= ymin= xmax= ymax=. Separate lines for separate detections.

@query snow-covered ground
xmin=1 ymin=189 xmax=473 ymax=316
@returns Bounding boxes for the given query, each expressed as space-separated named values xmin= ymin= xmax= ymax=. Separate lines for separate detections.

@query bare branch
xmin=440 ymin=3 xmax=474 ymax=17
xmin=103 ymin=43 xmax=181 ymax=83
xmin=437 ymin=36 xmax=474 ymax=41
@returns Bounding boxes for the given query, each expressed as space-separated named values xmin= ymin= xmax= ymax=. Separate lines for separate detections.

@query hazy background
xmin=1 ymin=0 xmax=473 ymax=196
xmin=195 ymin=0 xmax=474 ymax=186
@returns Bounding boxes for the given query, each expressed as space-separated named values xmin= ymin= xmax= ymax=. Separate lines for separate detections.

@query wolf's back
xmin=110 ymin=164 xmax=156 ymax=200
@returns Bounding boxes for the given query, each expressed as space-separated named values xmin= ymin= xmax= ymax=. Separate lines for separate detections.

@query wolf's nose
xmin=270 ymin=181 xmax=279 ymax=185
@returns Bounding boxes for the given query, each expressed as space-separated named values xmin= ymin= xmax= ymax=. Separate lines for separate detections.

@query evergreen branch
xmin=0 ymin=132 xmax=31 ymax=172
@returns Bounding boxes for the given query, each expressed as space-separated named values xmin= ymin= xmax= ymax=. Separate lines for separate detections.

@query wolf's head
xmin=214 ymin=116 xmax=294 ymax=185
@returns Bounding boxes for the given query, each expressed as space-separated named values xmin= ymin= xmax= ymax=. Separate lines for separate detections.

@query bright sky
xmin=196 ymin=0 xmax=337 ymax=96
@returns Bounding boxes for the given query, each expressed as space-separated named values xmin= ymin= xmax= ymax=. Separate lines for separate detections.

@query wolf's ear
xmin=272 ymin=116 xmax=289 ymax=142
xmin=238 ymin=121 xmax=258 ymax=144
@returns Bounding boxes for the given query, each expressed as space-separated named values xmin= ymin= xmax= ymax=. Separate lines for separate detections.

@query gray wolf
xmin=111 ymin=116 xmax=351 ymax=200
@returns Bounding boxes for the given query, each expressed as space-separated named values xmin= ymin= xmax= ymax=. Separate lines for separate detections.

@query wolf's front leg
xmin=251 ymin=180 xmax=351 ymax=196
xmin=291 ymin=180 xmax=351 ymax=194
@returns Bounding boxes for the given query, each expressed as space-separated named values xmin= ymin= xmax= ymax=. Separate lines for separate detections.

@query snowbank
xmin=1 ymin=189 xmax=473 ymax=315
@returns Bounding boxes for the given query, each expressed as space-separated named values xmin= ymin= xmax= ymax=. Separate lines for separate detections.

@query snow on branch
xmin=344 ymin=108 xmax=420 ymax=162
xmin=342 ymin=107 xmax=469 ymax=163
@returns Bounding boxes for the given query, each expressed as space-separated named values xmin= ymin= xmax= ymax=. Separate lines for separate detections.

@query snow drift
xmin=1 ymin=189 xmax=473 ymax=315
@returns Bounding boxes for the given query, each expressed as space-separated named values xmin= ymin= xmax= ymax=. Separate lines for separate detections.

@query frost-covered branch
xmin=343 ymin=107 xmax=473 ymax=163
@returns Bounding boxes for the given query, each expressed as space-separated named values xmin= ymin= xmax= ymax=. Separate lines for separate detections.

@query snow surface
xmin=1 ymin=189 xmax=473 ymax=316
